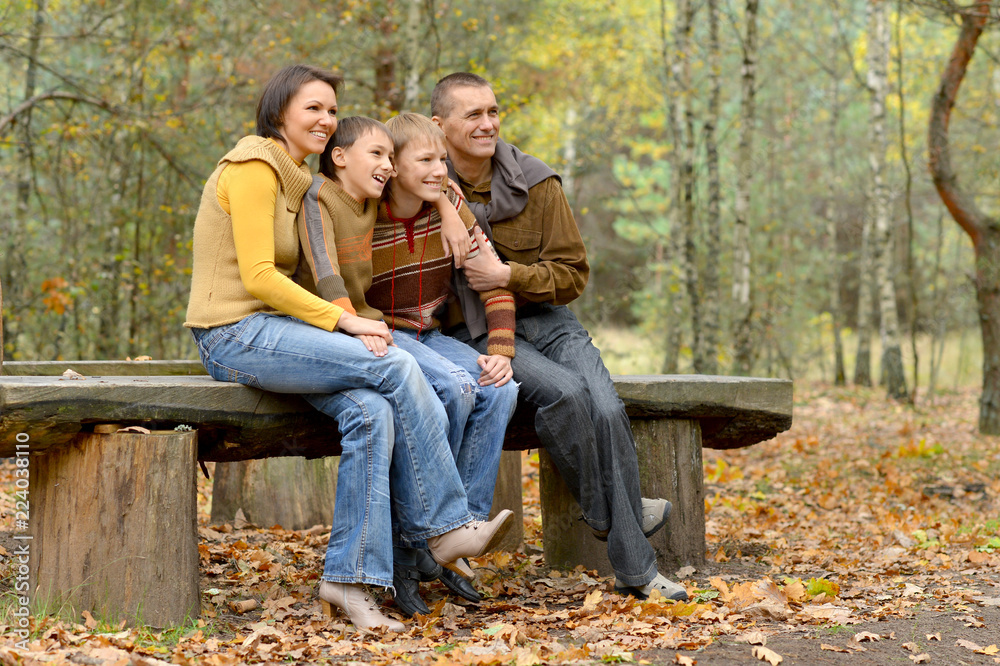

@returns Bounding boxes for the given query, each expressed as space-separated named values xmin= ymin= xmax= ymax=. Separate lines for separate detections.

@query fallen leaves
xmin=752 ymin=645 xmax=783 ymax=664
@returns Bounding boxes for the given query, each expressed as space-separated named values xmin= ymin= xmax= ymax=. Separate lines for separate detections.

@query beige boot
xmin=427 ymin=510 xmax=513 ymax=579
xmin=319 ymin=581 xmax=405 ymax=632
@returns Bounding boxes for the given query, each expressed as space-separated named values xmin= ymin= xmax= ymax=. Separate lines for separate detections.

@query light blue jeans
xmin=191 ymin=312 xmax=473 ymax=589
xmin=393 ymin=328 xmax=518 ymax=520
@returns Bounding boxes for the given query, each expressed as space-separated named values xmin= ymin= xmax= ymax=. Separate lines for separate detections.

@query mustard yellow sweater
xmin=185 ymin=137 xmax=346 ymax=331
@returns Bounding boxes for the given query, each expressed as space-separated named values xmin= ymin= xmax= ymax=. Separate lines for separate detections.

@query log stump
xmin=210 ymin=457 xmax=339 ymax=530
xmin=538 ymin=418 xmax=706 ymax=577
xmin=30 ymin=428 xmax=199 ymax=627
xmin=489 ymin=450 xmax=523 ymax=552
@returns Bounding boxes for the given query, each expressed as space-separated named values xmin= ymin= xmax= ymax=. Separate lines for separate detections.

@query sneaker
xmin=591 ymin=498 xmax=672 ymax=541
xmin=615 ymin=573 xmax=688 ymax=601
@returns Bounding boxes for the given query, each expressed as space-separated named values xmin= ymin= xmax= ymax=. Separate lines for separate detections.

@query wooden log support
xmin=210 ymin=457 xmax=339 ymax=530
xmin=30 ymin=428 xmax=199 ymax=627
xmin=537 ymin=419 xmax=705 ymax=577
xmin=489 ymin=450 xmax=524 ymax=552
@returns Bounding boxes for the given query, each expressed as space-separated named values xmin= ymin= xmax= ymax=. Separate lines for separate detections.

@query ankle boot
xmin=319 ymin=581 xmax=405 ymax=632
xmin=426 ymin=510 xmax=513 ymax=579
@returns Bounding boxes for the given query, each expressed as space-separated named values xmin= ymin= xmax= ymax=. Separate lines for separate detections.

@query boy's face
xmin=332 ymin=130 xmax=395 ymax=201
xmin=392 ymin=138 xmax=448 ymax=204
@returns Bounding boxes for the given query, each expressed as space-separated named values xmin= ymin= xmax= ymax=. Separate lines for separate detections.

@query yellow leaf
xmin=674 ymin=654 xmax=695 ymax=665
xmin=583 ymin=589 xmax=603 ymax=609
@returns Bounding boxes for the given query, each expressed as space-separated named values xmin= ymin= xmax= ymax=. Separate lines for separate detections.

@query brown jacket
xmin=456 ymin=176 xmax=589 ymax=306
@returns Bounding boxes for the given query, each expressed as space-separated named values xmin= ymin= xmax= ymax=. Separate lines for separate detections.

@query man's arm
xmin=497 ymin=178 xmax=589 ymax=305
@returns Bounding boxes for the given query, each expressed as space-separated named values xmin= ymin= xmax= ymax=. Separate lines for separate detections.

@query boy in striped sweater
xmin=298 ymin=114 xmax=519 ymax=617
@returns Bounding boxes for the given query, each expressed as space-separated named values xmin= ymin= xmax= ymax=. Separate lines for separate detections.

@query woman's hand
xmin=477 ymin=354 xmax=514 ymax=387
xmin=435 ymin=195 xmax=471 ymax=268
xmin=355 ymin=334 xmax=390 ymax=357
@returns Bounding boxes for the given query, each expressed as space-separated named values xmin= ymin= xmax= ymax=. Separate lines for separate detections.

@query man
xmin=431 ymin=72 xmax=688 ymax=601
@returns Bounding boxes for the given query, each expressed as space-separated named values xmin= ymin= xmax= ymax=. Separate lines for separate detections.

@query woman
xmin=184 ymin=65 xmax=511 ymax=633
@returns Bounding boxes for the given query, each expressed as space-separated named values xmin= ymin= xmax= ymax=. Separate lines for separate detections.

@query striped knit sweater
xmin=370 ymin=188 xmax=516 ymax=357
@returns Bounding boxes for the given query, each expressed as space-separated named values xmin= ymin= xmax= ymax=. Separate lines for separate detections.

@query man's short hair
xmin=319 ymin=116 xmax=391 ymax=178
xmin=385 ymin=113 xmax=445 ymax=155
xmin=431 ymin=72 xmax=492 ymax=119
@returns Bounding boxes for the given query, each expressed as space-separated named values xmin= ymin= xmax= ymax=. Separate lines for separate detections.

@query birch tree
xmin=732 ymin=0 xmax=759 ymax=375
xmin=700 ymin=0 xmax=722 ymax=375
xmin=868 ymin=0 xmax=908 ymax=400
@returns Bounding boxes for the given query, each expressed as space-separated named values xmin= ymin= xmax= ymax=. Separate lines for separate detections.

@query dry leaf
xmin=582 ymin=589 xmax=603 ymax=610
xmin=61 ymin=368 xmax=86 ymax=379
xmin=675 ymin=566 xmax=697 ymax=578
xmin=927 ymin=633 xmax=941 ymax=641
xmin=673 ymin=654 xmax=695 ymax=665
xmin=853 ymin=632 xmax=882 ymax=643
xmin=820 ymin=644 xmax=851 ymax=653
xmin=908 ymin=654 xmax=930 ymax=663
xmin=117 ymin=425 xmax=151 ymax=434
xmin=81 ymin=610 xmax=98 ymax=630
xmin=234 ymin=508 xmax=250 ymax=530
xmin=751 ymin=645 xmax=783 ymax=665
xmin=734 ymin=631 xmax=767 ymax=646
xmin=902 ymin=642 xmax=919 ymax=652
xmin=957 ymin=639 xmax=984 ymax=652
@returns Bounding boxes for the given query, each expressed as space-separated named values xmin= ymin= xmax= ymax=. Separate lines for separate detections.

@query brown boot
xmin=319 ymin=581 xmax=405 ymax=632
xmin=426 ymin=510 xmax=513 ymax=579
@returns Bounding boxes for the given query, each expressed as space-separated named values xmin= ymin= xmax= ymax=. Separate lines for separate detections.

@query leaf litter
xmin=1 ymin=384 xmax=999 ymax=664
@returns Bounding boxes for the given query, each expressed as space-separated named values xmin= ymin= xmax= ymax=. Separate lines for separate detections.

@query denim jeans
xmin=191 ymin=312 xmax=473 ymax=588
xmin=393 ymin=328 xmax=518 ymax=520
xmin=453 ymin=304 xmax=656 ymax=587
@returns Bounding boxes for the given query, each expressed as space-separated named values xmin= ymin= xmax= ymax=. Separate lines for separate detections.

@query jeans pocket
xmin=210 ymin=360 xmax=263 ymax=389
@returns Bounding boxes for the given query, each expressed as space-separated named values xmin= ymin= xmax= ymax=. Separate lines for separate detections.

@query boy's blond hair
xmin=385 ymin=112 xmax=446 ymax=154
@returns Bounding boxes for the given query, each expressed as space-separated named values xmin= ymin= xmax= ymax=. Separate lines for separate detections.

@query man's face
xmin=434 ymin=85 xmax=500 ymax=167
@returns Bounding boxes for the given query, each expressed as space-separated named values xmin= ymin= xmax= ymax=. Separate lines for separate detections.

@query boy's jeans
xmin=191 ymin=312 xmax=472 ymax=589
xmin=393 ymin=328 xmax=518 ymax=520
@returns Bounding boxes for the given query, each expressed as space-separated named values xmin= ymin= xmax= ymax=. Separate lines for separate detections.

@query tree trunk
xmin=211 ymin=458 xmax=339 ymax=530
xmin=670 ymin=0 xmax=705 ymax=374
xmin=854 ymin=196 xmax=875 ymax=386
xmin=31 ymin=427 xmax=199 ymax=627
xmin=927 ymin=0 xmax=999 ymax=432
xmin=732 ymin=0 xmax=759 ymax=376
xmin=5 ymin=0 xmax=47 ymax=360
xmin=825 ymin=78 xmax=846 ymax=386
xmin=868 ymin=0 xmax=908 ymax=400
xmin=401 ymin=0 xmax=423 ymax=110
xmin=700 ymin=0 xmax=722 ymax=375
xmin=896 ymin=0 xmax=919 ymax=402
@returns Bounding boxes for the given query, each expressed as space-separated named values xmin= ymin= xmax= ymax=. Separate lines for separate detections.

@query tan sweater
xmin=185 ymin=137 xmax=345 ymax=331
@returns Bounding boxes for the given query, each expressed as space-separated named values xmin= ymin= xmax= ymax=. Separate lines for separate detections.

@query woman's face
xmin=392 ymin=138 xmax=449 ymax=203
xmin=278 ymin=80 xmax=338 ymax=163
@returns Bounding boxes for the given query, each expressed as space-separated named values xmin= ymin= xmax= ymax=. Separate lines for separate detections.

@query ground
xmin=1 ymin=384 xmax=999 ymax=665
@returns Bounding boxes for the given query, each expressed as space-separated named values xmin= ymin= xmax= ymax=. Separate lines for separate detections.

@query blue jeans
xmin=393 ymin=328 xmax=518 ymax=520
xmin=191 ymin=313 xmax=473 ymax=589
xmin=453 ymin=304 xmax=656 ymax=587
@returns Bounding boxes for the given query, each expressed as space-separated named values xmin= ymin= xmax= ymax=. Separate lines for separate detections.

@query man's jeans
xmin=393 ymin=328 xmax=518 ymax=520
xmin=191 ymin=313 xmax=472 ymax=589
xmin=453 ymin=304 xmax=657 ymax=587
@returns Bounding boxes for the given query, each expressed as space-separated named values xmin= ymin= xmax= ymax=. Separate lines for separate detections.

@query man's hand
xmin=477 ymin=354 xmax=513 ymax=387
xmin=435 ymin=195 xmax=471 ymax=267
xmin=336 ymin=312 xmax=393 ymax=355
xmin=463 ymin=226 xmax=511 ymax=291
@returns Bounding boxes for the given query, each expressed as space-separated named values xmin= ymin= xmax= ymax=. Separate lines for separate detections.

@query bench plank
xmin=0 ymin=374 xmax=792 ymax=459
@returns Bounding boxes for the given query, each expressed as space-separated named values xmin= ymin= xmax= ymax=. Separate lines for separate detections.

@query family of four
xmin=184 ymin=64 xmax=687 ymax=633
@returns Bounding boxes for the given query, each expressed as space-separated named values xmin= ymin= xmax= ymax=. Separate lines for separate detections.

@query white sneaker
xmin=591 ymin=498 xmax=672 ymax=541
xmin=615 ymin=573 xmax=688 ymax=601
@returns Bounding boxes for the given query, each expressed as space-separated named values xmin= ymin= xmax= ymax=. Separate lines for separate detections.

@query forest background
xmin=1 ymin=0 xmax=998 ymax=404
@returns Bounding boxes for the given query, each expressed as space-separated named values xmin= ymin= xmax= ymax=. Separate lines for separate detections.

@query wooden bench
xmin=0 ymin=360 xmax=792 ymax=626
